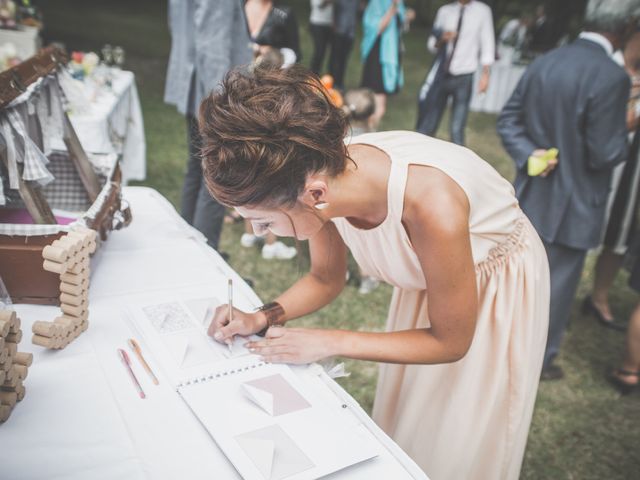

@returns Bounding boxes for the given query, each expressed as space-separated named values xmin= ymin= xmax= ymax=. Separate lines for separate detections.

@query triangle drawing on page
xmin=178 ymin=337 xmax=190 ymax=366
xmin=244 ymin=374 xmax=311 ymax=416
xmin=236 ymin=436 xmax=275 ymax=479
xmin=242 ymin=383 xmax=275 ymax=416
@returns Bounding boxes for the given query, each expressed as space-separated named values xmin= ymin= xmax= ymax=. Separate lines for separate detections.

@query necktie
xmin=444 ymin=4 xmax=466 ymax=74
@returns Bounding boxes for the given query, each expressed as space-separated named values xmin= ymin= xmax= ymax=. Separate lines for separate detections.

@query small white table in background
xmin=470 ymin=63 xmax=527 ymax=114
xmin=0 ymin=25 xmax=40 ymax=60
xmin=54 ymin=69 xmax=146 ymax=184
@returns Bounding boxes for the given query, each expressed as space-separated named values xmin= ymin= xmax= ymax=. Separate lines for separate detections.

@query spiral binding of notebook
xmin=176 ymin=360 xmax=269 ymax=389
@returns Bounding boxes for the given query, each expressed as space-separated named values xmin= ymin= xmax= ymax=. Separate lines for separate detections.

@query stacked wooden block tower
xmin=0 ymin=309 xmax=32 ymax=423
xmin=32 ymin=228 xmax=97 ymax=350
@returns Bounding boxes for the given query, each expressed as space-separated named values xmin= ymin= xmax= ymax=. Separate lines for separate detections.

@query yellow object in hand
xmin=528 ymin=148 xmax=559 ymax=176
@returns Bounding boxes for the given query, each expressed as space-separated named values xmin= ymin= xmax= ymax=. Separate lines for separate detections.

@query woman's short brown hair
xmin=199 ymin=64 xmax=349 ymax=208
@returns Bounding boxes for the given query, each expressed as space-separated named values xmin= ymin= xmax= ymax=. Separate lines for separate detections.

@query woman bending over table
xmin=201 ymin=65 xmax=549 ymax=480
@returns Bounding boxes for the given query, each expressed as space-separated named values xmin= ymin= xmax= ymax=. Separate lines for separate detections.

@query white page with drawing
xmin=122 ymin=284 xmax=255 ymax=385
xmin=177 ymin=356 xmax=378 ymax=480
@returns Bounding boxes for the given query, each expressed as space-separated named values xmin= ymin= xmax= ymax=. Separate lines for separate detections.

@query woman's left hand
xmin=245 ymin=327 xmax=338 ymax=365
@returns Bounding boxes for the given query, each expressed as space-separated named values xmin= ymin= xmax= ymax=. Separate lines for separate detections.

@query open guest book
xmin=123 ymin=289 xmax=379 ymax=480
xmin=177 ymin=357 xmax=378 ymax=480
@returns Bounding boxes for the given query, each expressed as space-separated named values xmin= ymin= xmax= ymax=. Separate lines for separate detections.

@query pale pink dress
xmin=332 ymin=131 xmax=549 ymax=480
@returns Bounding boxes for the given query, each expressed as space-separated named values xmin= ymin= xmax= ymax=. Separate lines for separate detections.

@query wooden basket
xmin=0 ymin=47 xmax=131 ymax=305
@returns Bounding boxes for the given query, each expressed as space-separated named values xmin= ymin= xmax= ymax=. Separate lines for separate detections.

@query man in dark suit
xmin=497 ymin=0 xmax=640 ymax=379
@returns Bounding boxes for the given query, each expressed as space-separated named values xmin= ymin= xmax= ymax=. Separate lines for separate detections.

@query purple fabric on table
xmin=0 ymin=208 xmax=75 ymax=225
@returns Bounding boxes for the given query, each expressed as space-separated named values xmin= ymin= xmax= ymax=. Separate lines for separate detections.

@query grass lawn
xmin=40 ymin=1 xmax=639 ymax=478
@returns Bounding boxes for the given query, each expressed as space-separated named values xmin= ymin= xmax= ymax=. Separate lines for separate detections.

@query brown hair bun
xmin=199 ymin=64 xmax=349 ymax=208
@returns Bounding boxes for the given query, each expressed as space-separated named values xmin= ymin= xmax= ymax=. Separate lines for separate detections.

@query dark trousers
xmin=181 ymin=115 xmax=225 ymax=250
xmin=542 ymin=240 xmax=588 ymax=368
xmin=310 ymin=24 xmax=333 ymax=74
xmin=416 ymin=72 xmax=474 ymax=146
xmin=329 ymin=33 xmax=354 ymax=90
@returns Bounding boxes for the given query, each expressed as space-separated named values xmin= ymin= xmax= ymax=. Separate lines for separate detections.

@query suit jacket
xmin=164 ymin=0 xmax=253 ymax=116
xmin=497 ymin=38 xmax=630 ymax=250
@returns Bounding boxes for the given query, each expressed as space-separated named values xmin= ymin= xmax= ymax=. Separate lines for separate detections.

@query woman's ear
xmin=301 ymin=177 xmax=329 ymax=210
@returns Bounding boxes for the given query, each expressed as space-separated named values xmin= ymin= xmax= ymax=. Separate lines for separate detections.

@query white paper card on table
xmin=235 ymin=424 xmax=315 ymax=480
xmin=243 ymin=383 xmax=275 ymax=416
xmin=177 ymin=359 xmax=378 ymax=480
xmin=236 ymin=434 xmax=276 ymax=479
xmin=243 ymin=374 xmax=311 ymax=416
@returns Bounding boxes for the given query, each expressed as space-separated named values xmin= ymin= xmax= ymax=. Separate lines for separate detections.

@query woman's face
xmin=236 ymin=201 xmax=325 ymax=241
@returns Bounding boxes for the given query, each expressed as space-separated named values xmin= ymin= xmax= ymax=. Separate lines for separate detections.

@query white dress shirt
xmin=310 ymin=0 xmax=334 ymax=26
xmin=578 ymin=31 xmax=614 ymax=57
xmin=427 ymin=0 xmax=495 ymax=76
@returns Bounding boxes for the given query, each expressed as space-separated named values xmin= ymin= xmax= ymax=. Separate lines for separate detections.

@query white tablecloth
xmin=0 ymin=26 xmax=41 ymax=60
xmin=0 ymin=187 xmax=428 ymax=480
xmin=470 ymin=63 xmax=527 ymax=114
xmin=54 ymin=70 xmax=146 ymax=184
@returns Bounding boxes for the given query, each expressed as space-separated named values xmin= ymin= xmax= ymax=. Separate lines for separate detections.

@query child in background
xmin=343 ymin=87 xmax=376 ymax=136
xmin=343 ymin=88 xmax=380 ymax=293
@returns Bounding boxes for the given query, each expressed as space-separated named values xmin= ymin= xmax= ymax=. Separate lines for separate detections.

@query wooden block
xmin=1 ymin=377 xmax=22 ymax=392
xmin=87 ymin=240 xmax=97 ymax=254
xmin=0 ymin=310 xmax=16 ymax=324
xmin=61 ymin=303 xmax=88 ymax=318
xmin=8 ymin=317 xmax=20 ymax=334
xmin=60 ymin=310 xmax=88 ymax=325
xmin=55 ymin=236 xmax=83 ymax=254
xmin=2 ymin=372 xmax=18 ymax=388
xmin=0 ymin=337 xmax=4 ymax=351
xmin=13 ymin=364 xmax=27 ymax=380
xmin=14 ymin=352 xmax=32 ymax=367
xmin=60 ymin=269 xmax=88 ymax=285
xmin=66 ymin=230 xmax=91 ymax=247
xmin=42 ymin=259 xmax=68 ymax=274
xmin=82 ymin=228 xmax=97 ymax=243
xmin=16 ymin=384 xmax=25 ymax=401
xmin=0 ymin=354 xmax=10 ymax=370
xmin=0 ymin=319 xmax=10 ymax=337
xmin=5 ymin=342 xmax=16 ymax=360
xmin=57 ymin=314 xmax=82 ymax=327
xmin=32 ymin=334 xmax=54 ymax=348
xmin=0 ymin=390 xmax=17 ymax=407
xmin=59 ymin=292 xmax=86 ymax=307
xmin=0 ymin=370 xmax=5 ymax=384
xmin=60 ymin=281 xmax=84 ymax=296
xmin=42 ymin=244 xmax=69 ymax=263
xmin=54 ymin=316 xmax=75 ymax=331
xmin=0 ymin=404 xmax=12 ymax=423
xmin=6 ymin=331 xmax=22 ymax=344
xmin=32 ymin=321 xmax=58 ymax=338
xmin=66 ymin=258 xmax=89 ymax=275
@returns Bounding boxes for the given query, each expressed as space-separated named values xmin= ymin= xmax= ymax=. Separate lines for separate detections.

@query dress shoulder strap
xmin=386 ymin=151 xmax=410 ymax=221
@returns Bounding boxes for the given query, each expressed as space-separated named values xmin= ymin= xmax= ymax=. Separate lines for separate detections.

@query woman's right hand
xmin=207 ymin=304 xmax=266 ymax=344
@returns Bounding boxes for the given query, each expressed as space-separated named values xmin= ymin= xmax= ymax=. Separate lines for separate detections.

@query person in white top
xmin=498 ymin=13 xmax=532 ymax=64
xmin=309 ymin=0 xmax=334 ymax=74
xmin=416 ymin=0 xmax=495 ymax=146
